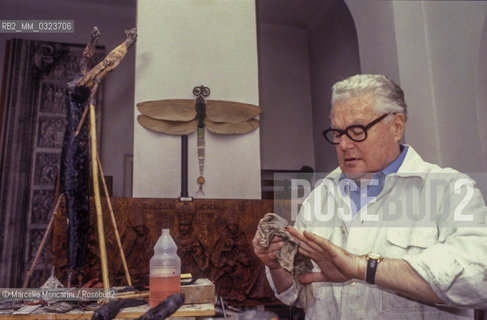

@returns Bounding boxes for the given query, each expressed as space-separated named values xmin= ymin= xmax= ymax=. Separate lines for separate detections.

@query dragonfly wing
xmin=205 ymin=118 xmax=259 ymax=135
xmin=137 ymin=99 xmax=196 ymax=121
xmin=137 ymin=115 xmax=197 ymax=135
xmin=206 ymin=100 xmax=261 ymax=123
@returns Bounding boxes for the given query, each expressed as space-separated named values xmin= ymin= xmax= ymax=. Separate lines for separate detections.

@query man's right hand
xmin=252 ymin=230 xmax=285 ymax=270
xmin=252 ymin=230 xmax=295 ymax=294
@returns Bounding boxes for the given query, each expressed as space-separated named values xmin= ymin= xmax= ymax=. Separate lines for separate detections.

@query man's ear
xmin=392 ymin=113 xmax=405 ymax=142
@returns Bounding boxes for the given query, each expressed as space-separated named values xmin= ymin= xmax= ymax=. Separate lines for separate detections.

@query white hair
xmin=331 ymin=74 xmax=407 ymax=120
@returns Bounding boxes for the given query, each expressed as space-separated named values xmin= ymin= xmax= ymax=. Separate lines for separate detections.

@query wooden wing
xmin=137 ymin=99 xmax=196 ymax=121
xmin=137 ymin=115 xmax=197 ymax=135
xmin=205 ymin=100 xmax=261 ymax=123
xmin=205 ymin=118 xmax=259 ymax=135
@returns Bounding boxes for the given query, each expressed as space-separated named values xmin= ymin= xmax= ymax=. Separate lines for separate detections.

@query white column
xmin=134 ymin=0 xmax=261 ymax=199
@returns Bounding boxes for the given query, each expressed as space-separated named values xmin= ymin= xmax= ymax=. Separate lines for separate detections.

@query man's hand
xmin=252 ymin=230 xmax=285 ymax=270
xmin=252 ymin=230 xmax=294 ymax=293
xmin=287 ymin=227 xmax=444 ymax=304
xmin=287 ymin=226 xmax=366 ymax=284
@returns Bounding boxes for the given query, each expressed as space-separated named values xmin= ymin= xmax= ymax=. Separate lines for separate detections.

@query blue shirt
xmin=339 ymin=145 xmax=408 ymax=217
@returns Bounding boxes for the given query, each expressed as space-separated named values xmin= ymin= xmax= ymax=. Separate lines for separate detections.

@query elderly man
xmin=253 ymin=74 xmax=487 ymax=319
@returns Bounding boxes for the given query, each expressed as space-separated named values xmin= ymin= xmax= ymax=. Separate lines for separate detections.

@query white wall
xmin=133 ymin=0 xmax=261 ymax=199
xmin=0 ymin=0 xmax=136 ymax=197
xmin=257 ymin=1 xmax=361 ymax=174
xmin=307 ymin=1 xmax=361 ymax=173
xmin=343 ymin=0 xmax=400 ymax=81
xmin=346 ymin=0 xmax=487 ymax=178
xmin=401 ymin=1 xmax=487 ymax=173
xmin=258 ymin=23 xmax=314 ymax=171
xmin=477 ymin=15 xmax=487 ymax=174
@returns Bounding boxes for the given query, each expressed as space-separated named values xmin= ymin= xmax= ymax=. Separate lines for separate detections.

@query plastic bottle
xmin=149 ymin=228 xmax=181 ymax=308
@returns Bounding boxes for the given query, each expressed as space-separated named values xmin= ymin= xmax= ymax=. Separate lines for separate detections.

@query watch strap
xmin=366 ymin=256 xmax=380 ymax=284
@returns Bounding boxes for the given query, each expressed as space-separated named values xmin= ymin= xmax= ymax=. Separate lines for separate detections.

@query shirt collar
xmin=381 ymin=144 xmax=408 ymax=176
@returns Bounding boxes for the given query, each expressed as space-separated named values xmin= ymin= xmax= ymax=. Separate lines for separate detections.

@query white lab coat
xmin=267 ymin=146 xmax=487 ymax=319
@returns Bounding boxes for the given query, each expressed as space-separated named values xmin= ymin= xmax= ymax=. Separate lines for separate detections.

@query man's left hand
xmin=287 ymin=226 xmax=366 ymax=284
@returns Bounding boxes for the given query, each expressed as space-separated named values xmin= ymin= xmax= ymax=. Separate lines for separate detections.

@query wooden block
xmin=181 ymin=278 xmax=214 ymax=304
xmin=115 ymin=278 xmax=215 ymax=304
xmin=119 ymin=303 xmax=215 ymax=318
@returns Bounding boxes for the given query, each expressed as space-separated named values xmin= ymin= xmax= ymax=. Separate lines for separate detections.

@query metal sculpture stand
xmin=22 ymin=194 xmax=64 ymax=288
xmin=179 ymin=135 xmax=193 ymax=202
xmin=88 ymin=87 xmax=110 ymax=291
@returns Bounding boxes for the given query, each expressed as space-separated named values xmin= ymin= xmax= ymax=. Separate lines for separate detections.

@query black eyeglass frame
xmin=322 ymin=113 xmax=394 ymax=145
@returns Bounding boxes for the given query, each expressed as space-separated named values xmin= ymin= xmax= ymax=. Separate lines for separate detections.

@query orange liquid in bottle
xmin=149 ymin=275 xmax=181 ymax=308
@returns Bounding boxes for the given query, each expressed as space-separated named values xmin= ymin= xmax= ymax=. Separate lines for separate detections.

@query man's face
xmin=331 ymin=94 xmax=404 ymax=179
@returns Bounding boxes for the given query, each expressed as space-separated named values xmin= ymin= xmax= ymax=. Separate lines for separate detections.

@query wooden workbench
xmin=1 ymin=279 xmax=216 ymax=319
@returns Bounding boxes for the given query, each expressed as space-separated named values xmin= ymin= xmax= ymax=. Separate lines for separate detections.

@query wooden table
xmin=0 ymin=279 xmax=216 ymax=319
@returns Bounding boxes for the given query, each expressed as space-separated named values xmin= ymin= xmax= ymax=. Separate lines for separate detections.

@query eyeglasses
xmin=322 ymin=113 xmax=392 ymax=145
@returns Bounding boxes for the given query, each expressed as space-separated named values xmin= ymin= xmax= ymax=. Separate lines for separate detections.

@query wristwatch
xmin=366 ymin=252 xmax=383 ymax=284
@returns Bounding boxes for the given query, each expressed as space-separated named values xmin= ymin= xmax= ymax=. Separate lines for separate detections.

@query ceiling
xmin=55 ymin=0 xmax=341 ymax=31
xmin=58 ymin=0 xmax=136 ymax=8
xmin=256 ymin=0 xmax=341 ymax=31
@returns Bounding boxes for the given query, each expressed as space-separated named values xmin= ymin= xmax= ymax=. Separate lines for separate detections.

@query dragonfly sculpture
xmin=137 ymin=85 xmax=261 ymax=195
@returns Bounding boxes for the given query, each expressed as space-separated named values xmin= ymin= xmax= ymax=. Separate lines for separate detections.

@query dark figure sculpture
xmin=60 ymin=27 xmax=100 ymax=285
xmin=60 ymin=76 xmax=92 ymax=285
